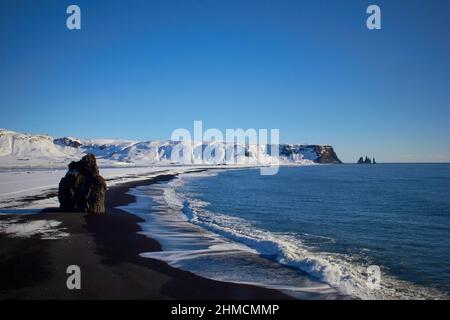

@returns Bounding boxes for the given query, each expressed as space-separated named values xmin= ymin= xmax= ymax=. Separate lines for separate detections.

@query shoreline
xmin=0 ymin=171 xmax=294 ymax=299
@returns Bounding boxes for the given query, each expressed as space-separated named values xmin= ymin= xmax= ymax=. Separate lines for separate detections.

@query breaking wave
xmin=159 ymin=171 xmax=446 ymax=300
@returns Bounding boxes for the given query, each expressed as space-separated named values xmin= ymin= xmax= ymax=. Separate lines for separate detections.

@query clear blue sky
xmin=1 ymin=0 xmax=449 ymax=163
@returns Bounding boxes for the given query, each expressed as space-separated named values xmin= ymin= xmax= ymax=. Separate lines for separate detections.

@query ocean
xmin=123 ymin=164 xmax=450 ymax=300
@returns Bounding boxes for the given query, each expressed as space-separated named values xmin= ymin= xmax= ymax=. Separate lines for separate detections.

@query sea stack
xmin=357 ymin=156 xmax=376 ymax=164
xmin=58 ymin=153 xmax=107 ymax=214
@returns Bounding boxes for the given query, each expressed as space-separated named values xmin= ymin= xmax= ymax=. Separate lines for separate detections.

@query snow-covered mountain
xmin=0 ymin=128 xmax=342 ymax=168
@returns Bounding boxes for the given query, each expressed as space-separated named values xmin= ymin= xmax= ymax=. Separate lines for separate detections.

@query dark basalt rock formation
xmin=58 ymin=153 xmax=107 ymax=214
xmin=312 ymin=145 xmax=342 ymax=164
xmin=279 ymin=145 xmax=342 ymax=164
xmin=357 ymin=156 xmax=376 ymax=164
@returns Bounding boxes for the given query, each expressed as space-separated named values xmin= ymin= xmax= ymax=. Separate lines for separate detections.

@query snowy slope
xmin=0 ymin=129 xmax=83 ymax=167
xmin=0 ymin=129 xmax=341 ymax=168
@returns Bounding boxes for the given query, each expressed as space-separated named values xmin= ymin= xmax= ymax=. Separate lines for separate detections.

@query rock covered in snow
xmin=54 ymin=137 xmax=83 ymax=148
xmin=58 ymin=154 xmax=107 ymax=214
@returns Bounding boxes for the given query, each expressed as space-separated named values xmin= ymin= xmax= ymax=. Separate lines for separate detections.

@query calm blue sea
xmin=128 ymin=164 xmax=450 ymax=299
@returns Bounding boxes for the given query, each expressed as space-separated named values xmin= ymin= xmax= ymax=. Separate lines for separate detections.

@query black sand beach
xmin=0 ymin=174 xmax=293 ymax=300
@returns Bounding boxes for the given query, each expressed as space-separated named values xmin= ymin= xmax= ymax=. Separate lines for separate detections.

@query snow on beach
xmin=0 ymin=165 xmax=215 ymax=241
xmin=0 ymin=218 xmax=69 ymax=239
xmin=0 ymin=166 xmax=210 ymax=210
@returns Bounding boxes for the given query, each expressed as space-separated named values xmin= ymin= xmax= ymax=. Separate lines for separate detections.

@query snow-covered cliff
xmin=0 ymin=129 xmax=341 ymax=168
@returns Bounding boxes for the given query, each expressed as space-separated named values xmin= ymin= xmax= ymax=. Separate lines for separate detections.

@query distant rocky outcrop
xmin=58 ymin=154 xmax=107 ymax=214
xmin=280 ymin=145 xmax=342 ymax=164
xmin=312 ymin=145 xmax=342 ymax=164
xmin=357 ymin=156 xmax=376 ymax=164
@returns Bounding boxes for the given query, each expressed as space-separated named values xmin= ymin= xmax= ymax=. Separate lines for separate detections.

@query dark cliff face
xmin=310 ymin=145 xmax=342 ymax=164
xmin=279 ymin=144 xmax=342 ymax=164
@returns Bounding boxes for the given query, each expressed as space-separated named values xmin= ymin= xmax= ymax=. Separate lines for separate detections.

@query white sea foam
xmin=122 ymin=175 xmax=341 ymax=299
xmin=160 ymin=171 xmax=446 ymax=300
xmin=123 ymin=170 xmax=446 ymax=300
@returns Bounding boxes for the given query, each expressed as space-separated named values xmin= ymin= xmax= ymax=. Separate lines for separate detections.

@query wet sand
xmin=0 ymin=174 xmax=293 ymax=299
